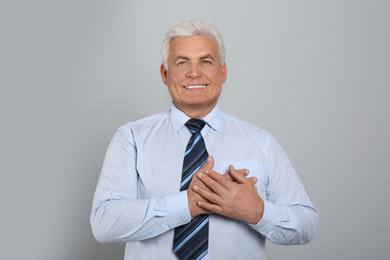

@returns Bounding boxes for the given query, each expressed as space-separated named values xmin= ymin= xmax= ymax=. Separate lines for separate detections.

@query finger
xmin=237 ymin=168 xmax=250 ymax=176
xmin=197 ymin=200 xmax=223 ymax=215
xmin=193 ymin=184 xmax=223 ymax=205
xmin=197 ymin=170 xmax=228 ymax=194
xmin=187 ymin=188 xmax=213 ymax=217
xmin=199 ymin=156 xmax=214 ymax=172
xmin=222 ymin=168 xmax=249 ymax=183
xmin=188 ymin=157 xmax=214 ymax=192
xmin=228 ymin=165 xmax=251 ymax=184
xmin=248 ymin=176 xmax=258 ymax=184
xmin=222 ymin=172 xmax=234 ymax=181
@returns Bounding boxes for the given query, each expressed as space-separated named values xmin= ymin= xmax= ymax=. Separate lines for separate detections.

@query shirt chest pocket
xmin=220 ymin=161 xmax=267 ymax=198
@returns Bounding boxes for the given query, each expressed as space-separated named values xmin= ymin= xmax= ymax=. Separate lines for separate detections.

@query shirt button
xmin=180 ymin=221 xmax=184 ymax=225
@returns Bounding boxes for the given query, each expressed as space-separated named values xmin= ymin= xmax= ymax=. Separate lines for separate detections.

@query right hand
xmin=187 ymin=156 xmax=252 ymax=218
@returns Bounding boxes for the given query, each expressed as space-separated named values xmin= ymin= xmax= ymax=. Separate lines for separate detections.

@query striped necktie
xmin=173 ymin=119 xmax=209 ymax=260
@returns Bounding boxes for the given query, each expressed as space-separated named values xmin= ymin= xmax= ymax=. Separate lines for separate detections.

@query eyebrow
xmin=199 ymin=54 xmax=216 ymax=62
xmin=174 ymin=54 xmax=216 ymax=64
xmin=174 ymin=55 xmax=190 ymax=63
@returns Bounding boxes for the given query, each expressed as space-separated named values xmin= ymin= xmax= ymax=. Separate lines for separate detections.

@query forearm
xmin=90 ymin=191 xmax=191 ymax=243
xmin=90 ymin=128 xmax=192 ymax=243
xmin=253 ymin=134 xmax=318 ymax=244
xmin=251 ymin=200 xmax=318 ymax=245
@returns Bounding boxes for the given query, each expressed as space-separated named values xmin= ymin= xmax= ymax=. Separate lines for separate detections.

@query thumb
xmin=200 ymin=156 xmax=214 ymax=171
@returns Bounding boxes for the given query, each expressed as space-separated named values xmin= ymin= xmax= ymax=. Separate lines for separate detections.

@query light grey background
xmin=1 ymin=0 xmax=389 ymax=259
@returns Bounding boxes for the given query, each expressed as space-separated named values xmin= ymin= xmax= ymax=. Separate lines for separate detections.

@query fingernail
xmin=193 ymin=185 xmax=198 ymax=191
xmin=246 ymin=170 xmax=250 ymax=174
xmin=197 ymin=172 xmax=203 ymax=178
xmin=204 ymin=170 xmax=209 ymax=175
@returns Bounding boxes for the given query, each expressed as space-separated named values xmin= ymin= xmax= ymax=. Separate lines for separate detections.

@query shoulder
xmin=219 ymin=111 xmax=273 ymax=149
xmin=117 ymin=110 xmax=170 ymax=140
xmin=220 ymin=111 xmax=270 ymax=135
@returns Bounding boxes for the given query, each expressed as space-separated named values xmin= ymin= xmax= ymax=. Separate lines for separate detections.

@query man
xmin=91 ymin=19 xmax=318 ymax=260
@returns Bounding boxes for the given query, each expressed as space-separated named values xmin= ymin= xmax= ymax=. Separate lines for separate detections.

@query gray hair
xmin=161 ymin=19 xmax=226 ymax=69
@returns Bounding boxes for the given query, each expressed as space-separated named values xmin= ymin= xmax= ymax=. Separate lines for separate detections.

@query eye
xmin=201 ymin=60 xmax=212 ymax=65
xmin=176 ymin=60 xmax=187 ymax=66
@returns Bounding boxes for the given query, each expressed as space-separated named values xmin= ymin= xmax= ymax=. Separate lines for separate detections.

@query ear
xmin=160 ymin=64 xmax=168 ymax=85
xmin=222 ymin=63 xmax=227 ymax=83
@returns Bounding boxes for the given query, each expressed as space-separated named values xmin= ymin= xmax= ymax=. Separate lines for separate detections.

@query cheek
xmin=167 ymin=73 xmax=182 ymax=85
xmin=167 ymin=76 xmax=182 ymax=95
xmin=206 ymin=69 xmax=224 ymax=82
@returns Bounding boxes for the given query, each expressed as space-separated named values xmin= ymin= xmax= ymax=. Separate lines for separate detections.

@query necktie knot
xmin=185 ymin=119 xmax=206 ymax=133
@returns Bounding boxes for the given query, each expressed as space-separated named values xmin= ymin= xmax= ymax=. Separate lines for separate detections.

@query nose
xmin=186 ymin=64 xmax=202 ymax=78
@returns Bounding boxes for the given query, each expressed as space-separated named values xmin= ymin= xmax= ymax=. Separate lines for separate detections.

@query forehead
xmin=168 ymin=35 xmax=220 ymax=60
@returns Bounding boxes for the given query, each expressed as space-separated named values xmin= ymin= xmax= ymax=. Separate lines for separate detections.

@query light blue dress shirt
xmin=91 ymin=104 xmax=318 ymax=260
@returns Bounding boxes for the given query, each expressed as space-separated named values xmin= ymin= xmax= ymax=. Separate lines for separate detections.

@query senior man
xmin=91 ymin=19 xmax=318 ymax=260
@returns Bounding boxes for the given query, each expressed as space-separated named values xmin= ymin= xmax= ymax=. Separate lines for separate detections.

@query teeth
xmin=184 ymin=85 xmax=207 ymax=89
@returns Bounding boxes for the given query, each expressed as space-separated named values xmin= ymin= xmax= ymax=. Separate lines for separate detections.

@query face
xmin=160 ymin=35 xmax=227 ymax=119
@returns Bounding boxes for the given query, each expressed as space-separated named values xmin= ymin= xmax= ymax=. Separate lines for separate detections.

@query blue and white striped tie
xmin=173 ymin=119 xmax=209 ymax=260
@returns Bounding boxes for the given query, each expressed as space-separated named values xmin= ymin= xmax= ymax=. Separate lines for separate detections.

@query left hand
xmin=193 ymin=165 xmax=264 ymax=224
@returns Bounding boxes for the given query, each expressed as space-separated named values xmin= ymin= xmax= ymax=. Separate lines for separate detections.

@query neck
xmin=176 ymin=104 xmax=216 ymax=119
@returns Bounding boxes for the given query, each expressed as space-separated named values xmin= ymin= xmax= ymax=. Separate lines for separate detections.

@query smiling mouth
xmin=184 ymin=85 xmax=208 ymax=89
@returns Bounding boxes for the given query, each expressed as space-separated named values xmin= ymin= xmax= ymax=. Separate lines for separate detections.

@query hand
xmin=193 ymin=165 xmax=264 ymax=224
xmin=187 ymin=156 xmax=251 ymax=218
xmin=187 ymin=157 xmax=214 ymax=218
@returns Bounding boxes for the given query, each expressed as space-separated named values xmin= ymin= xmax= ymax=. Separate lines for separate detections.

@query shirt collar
xmin=170 ymin=103 xmax=221 ymax=133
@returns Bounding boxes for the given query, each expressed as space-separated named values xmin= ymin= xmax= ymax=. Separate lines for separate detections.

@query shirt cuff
xmin=165 ymin=191 xmax=192 ymax=227
xmin=249 ymin=200 xmax=279 ymax=232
